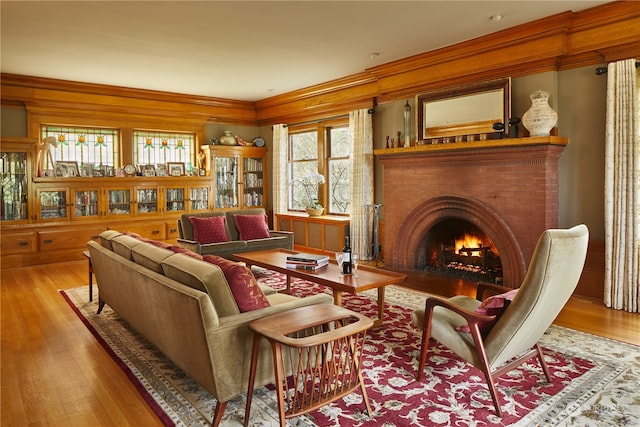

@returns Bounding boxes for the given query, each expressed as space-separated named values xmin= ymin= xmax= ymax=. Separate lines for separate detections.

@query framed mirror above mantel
xmin=416 ymin=78 xmax=511 ymax=143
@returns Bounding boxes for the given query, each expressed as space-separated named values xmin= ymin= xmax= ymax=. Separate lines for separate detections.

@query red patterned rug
xmin=60 ymin=268 xmax=639 ymax=426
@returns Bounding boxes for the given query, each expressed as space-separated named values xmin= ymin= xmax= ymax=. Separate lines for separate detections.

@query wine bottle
xmin=342 ymin=235 xmax=352 ymax=275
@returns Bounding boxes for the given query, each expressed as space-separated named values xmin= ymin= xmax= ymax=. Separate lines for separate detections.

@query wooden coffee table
xmin=233 ymin=249 xmax=407 ymax=326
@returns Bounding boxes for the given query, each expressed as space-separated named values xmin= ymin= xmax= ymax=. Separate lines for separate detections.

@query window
xmin=289 ymin=131 xmax=319 ymax=211
xmin=327 ymin=127 xmax=351 ymax=214
xmin=133 ymin=130 xmax=195 ymax=171
xmin=41 ymin=126 xmax=119 ymax=167
xmin=288 ymin=121 xmax=351 ymax=215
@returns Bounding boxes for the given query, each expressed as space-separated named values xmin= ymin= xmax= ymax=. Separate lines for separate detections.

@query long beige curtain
xmin=272 ymin=124 xmax=289 ymax=215
xmin=349 ymin=109 xmax=374 ymax=258
xmin=604 ymin=58 xmax=640 ymax=312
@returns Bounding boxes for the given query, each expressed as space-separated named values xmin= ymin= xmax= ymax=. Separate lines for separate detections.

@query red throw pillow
xmin=202 ymin=254 xmax=270 ymax=312
xmin=188 ymin=216 xmax=230 ymax=244
xmin=233 ymin=214 xmax=270 ymax=240
xmin=457 ymin=288 xmax=519 ymax=334
xmin=170 ymin=245 xmax=203 ymax=260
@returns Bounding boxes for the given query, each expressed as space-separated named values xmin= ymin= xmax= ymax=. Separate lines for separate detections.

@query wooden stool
xmin=83 ymin=250 xmax=94 ymax=301
xmin=244 ymin=304 xmax=373 ymax=426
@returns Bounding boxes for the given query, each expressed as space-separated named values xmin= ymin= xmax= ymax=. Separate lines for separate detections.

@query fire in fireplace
xmin=423 ymin=218 xmax=503 ymax=283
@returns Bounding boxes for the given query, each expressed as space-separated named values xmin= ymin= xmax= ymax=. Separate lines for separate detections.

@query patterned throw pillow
xmin=457 ymin=288 xmax=519 ymax=334
xmin=233 ymin=214 xmax=270 ymax=240
xmin=202 ymin=254 xmax=270 ymax=312
xmin=188 ymin=216 xmax=230 ymax=244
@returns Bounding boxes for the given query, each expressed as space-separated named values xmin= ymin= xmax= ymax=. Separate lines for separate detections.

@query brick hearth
xmin=376 ymin=137 xmax=568 ymax=287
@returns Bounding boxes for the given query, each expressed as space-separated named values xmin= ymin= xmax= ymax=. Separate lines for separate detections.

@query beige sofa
xmin=177 ymin=208 xmax=293 ymax=258
xmin=88 ymin=230 xmax=332 ymax=425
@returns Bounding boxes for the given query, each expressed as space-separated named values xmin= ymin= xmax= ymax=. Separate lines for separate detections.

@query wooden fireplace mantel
xmin=374 ymin=136 xmax=568 ymax=158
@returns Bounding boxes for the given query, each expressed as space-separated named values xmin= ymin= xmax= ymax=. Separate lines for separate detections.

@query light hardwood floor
xmin=1 ymin=260 xmax=638 ymax=426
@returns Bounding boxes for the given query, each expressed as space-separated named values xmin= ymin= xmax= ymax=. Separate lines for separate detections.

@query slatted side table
xmin=244 ymin=303 xmax=373 ymax=426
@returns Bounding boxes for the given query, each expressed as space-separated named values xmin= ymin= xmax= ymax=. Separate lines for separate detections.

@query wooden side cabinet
xmin=276 ymin=213 xmax=350 ymax=255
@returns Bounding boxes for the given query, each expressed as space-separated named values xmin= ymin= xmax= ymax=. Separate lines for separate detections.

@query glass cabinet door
xmin=189 ymin=186 xmax=209 ymax=211
xmin=136 ymin=187 xmax=158 ymax=215
xmin=214 ymin=156 xmax=238 ymax=208
xmin=72 ymin=189 xmax=100 ymax=219
xmin=38 ymin=189 xmax=69 ymax=220
xmin=243 ymin=157 xmax=264 ymax=207
xmin=1 ymin=151 xmax=29 ymax=221
xmin=165 ymin=187 xmax=185 ymax=213
xmin=107 ymin=189 xmax=132 ymax=216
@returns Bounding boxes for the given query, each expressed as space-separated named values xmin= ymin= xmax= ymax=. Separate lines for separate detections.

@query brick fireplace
xmin=376 ymin=137 xmax=568 ymax=287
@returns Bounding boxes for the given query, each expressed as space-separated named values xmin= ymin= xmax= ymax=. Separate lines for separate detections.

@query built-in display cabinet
xmin=1 ymin=139 xmax=269 ymax=269
xmin=202 ymin=145 xmax=267 ymax=210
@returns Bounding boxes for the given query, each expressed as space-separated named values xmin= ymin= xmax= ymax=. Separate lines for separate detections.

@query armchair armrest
xmin=268 ymin=230 xmax=294 ymax=249
xmin=177 ymin=238 xmax=201 ymax=253
xmin=425 ymin=296 xmax=496 ymax=327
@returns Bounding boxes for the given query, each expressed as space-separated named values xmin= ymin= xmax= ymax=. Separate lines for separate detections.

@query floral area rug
xmin=60 ymin=268 xmax=640 ymax=426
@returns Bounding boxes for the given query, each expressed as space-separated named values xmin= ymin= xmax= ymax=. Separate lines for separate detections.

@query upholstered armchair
xmin=411 ymin=224 xmax=589 ymax=417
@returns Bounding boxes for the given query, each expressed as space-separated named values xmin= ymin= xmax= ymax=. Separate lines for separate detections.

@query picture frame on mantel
xmin=168 ymin=162 xmax=185 ymax=176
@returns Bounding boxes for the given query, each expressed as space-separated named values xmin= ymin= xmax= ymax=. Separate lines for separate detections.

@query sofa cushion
xmin=232 ymin=213 xmax=270 ymax=240
xmin=170 ymin=245 xmax=204 ymax=260
xmin=123 ymin=230 xmax=173 ymax=249
xmin=203 ymin=255 xmax=270 ymax=312
xmin=457 ymin=288 xmax=519 ymax=334
xmin=99 ymin=230 xmax=122 ymax=250
xmin=189 ymin=216 xmax=230 ymax=244
xmin=131 ymin=243 xmax=175 ymax=274
xmin=111 ymin=235 xmax=144 ymax=260
xmin=161 ymin=254 xmax=240 ymax=317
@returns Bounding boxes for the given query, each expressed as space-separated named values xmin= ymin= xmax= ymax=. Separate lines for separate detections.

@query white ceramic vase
xmin=522 ymin=90 xmax=558 ymax=137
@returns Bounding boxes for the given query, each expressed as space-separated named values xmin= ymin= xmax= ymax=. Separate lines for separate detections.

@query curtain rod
xmin=272 ymin=109 xmax=375 ymax=129
xmin=595 ymin=60 xmax=639 ymax=75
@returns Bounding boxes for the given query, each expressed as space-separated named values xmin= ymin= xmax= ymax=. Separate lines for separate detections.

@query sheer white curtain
xmin=604 ymin=59 xmax=640 ymax=312
xmin=349 ymin=109 xmax=374 ymax=258
xmin=272 ymin=124 xmax=289 ymax=215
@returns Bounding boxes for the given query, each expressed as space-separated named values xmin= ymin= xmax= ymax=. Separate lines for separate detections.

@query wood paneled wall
xmin=1 ymin=2 xmax=638 ymax=128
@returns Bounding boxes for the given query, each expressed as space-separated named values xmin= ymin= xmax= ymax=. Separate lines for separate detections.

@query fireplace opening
xmin=423 ymin=218 xmax=503 ymax=284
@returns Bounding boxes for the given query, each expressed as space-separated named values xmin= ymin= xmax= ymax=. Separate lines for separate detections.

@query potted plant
xmin=293 ymin=172 xmax=325 ymax=216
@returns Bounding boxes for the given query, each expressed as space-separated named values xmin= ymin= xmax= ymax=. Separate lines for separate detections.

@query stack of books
xmin=286 ymin=253 xmax=330 ymax=271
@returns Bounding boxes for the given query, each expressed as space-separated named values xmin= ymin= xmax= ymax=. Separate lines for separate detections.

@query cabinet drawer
xmin=39 ymin=227 xmax=105 ymax=252
xmin=117 ymin=221 xmax=166 ymax=240
xmin=166 ymin=221 xmax=180 ymax=239
xmin=1 ymin=232 xmax=37 ymax=255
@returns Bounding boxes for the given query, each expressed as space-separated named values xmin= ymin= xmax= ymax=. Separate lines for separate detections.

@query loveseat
xmin=177 ymin=208 xmax=293 ymax=258
xmin=88 ymin=230 xmax=332 ymax=425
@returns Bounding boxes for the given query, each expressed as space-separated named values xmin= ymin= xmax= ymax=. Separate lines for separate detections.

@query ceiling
xmin=1 ymin=1 xmax=610 ymax=102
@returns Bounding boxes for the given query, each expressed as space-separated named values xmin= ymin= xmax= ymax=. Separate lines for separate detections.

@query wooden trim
xmin=1 ymin=2 xmax=638 ymax=127
xmin=374 ymin=136 xmax=568 ymax=157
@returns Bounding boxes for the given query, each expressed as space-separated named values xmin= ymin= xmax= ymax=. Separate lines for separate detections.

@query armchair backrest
xmin=485 ymin=224 xmax=589 ymax=369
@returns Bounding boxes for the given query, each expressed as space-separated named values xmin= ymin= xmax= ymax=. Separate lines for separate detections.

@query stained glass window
xmin=41 ymin=126 xmax=119 ymax=167
xmin=133 ymin=130 xmax=195 ymax=171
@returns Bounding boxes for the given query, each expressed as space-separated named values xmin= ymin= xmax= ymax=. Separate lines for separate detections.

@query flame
xmin=455 ymin=233 xmax=484 ymax=256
